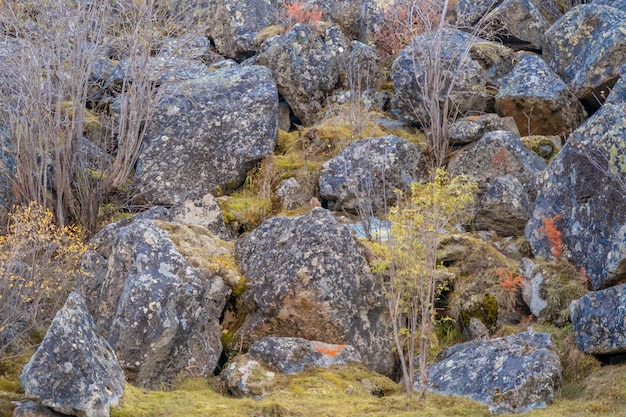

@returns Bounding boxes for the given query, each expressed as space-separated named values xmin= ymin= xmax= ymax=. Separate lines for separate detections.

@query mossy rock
xmin=460 ymin=294 xmax=498 ymax=329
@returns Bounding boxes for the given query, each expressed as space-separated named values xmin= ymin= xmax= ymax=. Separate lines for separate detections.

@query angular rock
xmin=525 ymin=104 xmax=626 ymax=290
xmin=319 ymin=135 xmax=428 ymax=214
xmin=543 ymin=5 xmax=626 ymax=110
xmin=487 ymin=0 xmax=549 ymax=50
xmin=570 ymin=283 xmax=626 ymax=355
xmin=20 ymin=292 xmax=124 ymax=417
xmin=474 ymin=174 xmax=532 ymax=237
xmin=169 ymin=193 xmax=231 ymax=240
xmin=77 ymin=218 xmax=230 ymax=388
xmin=593 ymin=0 xmax=626 ymax=11
xmin=341 ymin=40 xmax=382 ymax=91
xmin=447 ymin=130 xmax=547 ymax=203
xmin=423 ymin=329 xmax=561 ymax=414
xmin=391 ymin=28 xmax=493 ymax=124
xmin=606 ymin=67 xmax=626 ymax=105
xmin=234 ymin=208 xmax=395 ymax=376
xmin=456 ymin=0 xmax=499 ymax=27
xmin=256 ymin=24 xmax=338 ymax=126
xmin=496 ymin=54 xmax=587 ymax=136
xmin=12 ymin=401 xmax=69 ymax=417
xmin=448 ymin=114 xmax=519 ymax=145
xmin=223 ymin=355 xmax=279 ymax=399
xmin=520 ymin=259 xmax=548 ymax=318
xmin=249 ymin=337 xmax=362 ymax=374
xmin=136 ymin=65 xmax=278 ymax=205
xmin=275 ymin=177 xmax=312 ymax=210
xmin=210 ymin=0 xmax=279 ymax=60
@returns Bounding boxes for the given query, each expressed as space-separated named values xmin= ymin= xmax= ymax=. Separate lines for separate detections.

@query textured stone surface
xmin=169 ymin=193 xmax=231 ymax=240
xmin=275 ymin=177 xmax=312 ymax=210
xmin=525 ymin=104 xmax=626 ymax=290
xmin=249 ymin=337 xmax=362 ymax=374
xmin=496 ymin=54 xmax=587 ymax=136
xmin=448 ymin=114 xmax=519 ymax=145
xmin=456 ymin=0 xmax=498 ymax=27
xmin=234 ymin=208 xmax=395 ymax=377
xmin=77 ymin=218 xmax=230 ymax=388
xmin=520 ymin=259 xmax=548 ymax=318
xmin=543 ymin=5 xmax=626 ymax=110
xmin=223 ymin=355 xmax=278 ymax=399
xmin=210 ymin=0 xmax=278 ymax=60
xmin=606 ymin=67 xmax=626 ymax=104
xmin=12 ymin=401 xmax=68 ymax=417
xmin=136 ymin=65 xmax=278 ymax=205
xmin=474 ymin=174 xmax=532 ymax=237
xmin=319 ymin=135 xmax=427 ymax=214
xmin=488 ymin=0 xmax=549 ymax=50
xmin=20 ymin=293 xmax=124 ymax=417
xmin=570 ymin=283 xmax=626 ymax=355
xmin=423 ymin=329 xmax=561 ymax=414
xmin=391 ymin=28 xmax=492 ymax=125
xmin=256 ymin=24 xmax=338 ymax=126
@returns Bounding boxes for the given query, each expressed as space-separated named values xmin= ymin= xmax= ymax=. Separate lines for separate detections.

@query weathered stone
xmin=275 ymin=177 xmax=312 ymax=210
xmin=340 ymin=40 xmax=382 ymax=91
xmin=136 ymin=65 xmax=278 ymax=205
xmin=391 ymin=28 xmax=493 ymax=125
xmin=118 ymin=56 xmax=211 ymax=85
xmin=12 ymin=401 xmax=68 ymax=417
xmin=234 ymin=208 xmax=395 ymax=377
xmin=467 ymin=318 xmax=490 ymax=341
xmin=496 ymin=54 xmax=587 ymax=136
xmin=490 ymin=0 xmax=549 ymax=50
xmin=525 ymin=104 xmax=626 ymax=290
xmin=20 ymin=293 xmax=124 ymax=417
xmin=520 ymin=258 xmax=548 ymax=318
xmin=77 ymin=218 xmax=230 ymax=388
xmin=249 ymin=337 xmax=362 ymax=374
xmin=256 ymin=24 xmax=338 ymax=126
xmin=449 ymin=114 xmax=520 ymax=145
xmin=422 ymin=329 xmax=561 ymax=414
xmin=570 ymin=283 xmax=626 ymax=355
xmin=543 ymin=5 xmax=626 ymax=110
xmin=169 ymin=193 xmax=231 ymax=240
xmin=606 ymin=66 xmax=626 ymax=105
xmin=223 ymin=355 xmax=279 ymax=399
xmin=319 ymin=135 xmax=427 ymax=214
xmin=448 ymin=130 xmax=547 ymax=203
xmin=474 ymin=175 xmax=532 ymax=237
xmin=456 ymin=0 xmax=498 ymax=27
xmin=593 ymin=0 xmax=626 ymax=10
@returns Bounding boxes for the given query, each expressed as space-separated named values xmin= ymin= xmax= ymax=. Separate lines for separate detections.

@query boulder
xmin=448 ymin=113 xmax=519 ymax=145
xmin=593 ymin=0 xmax=626 ymax=11
xmin=520 ymin=258 xmax=548 ymax=318
xmin=256 ymin=24 xmax=338 ymax=126
xmin=391 ymin=28 xmax=493 ymax=124
xmin=456 ymin=0 xmax=499 ymax=27
xmin=12 ymin=401 xmax=71 ymax=417
xmin=77 ymin=218 xmax=230 ymax=388
xmin=233 ymin=208 xmax=396 ymax=377
xmin=525 ymin=104 xmax=626 ymax=290
xmin=447 ymin=130 xmax=547 ymax=203
xmin=136 ymin=65 xmax=278 ymax=205
xmin=423 ymin=329 xmax=562 ymax=414
xmin=474 ymin=174 xmax=533 ymax=237
xmin=275 ymin=177 xmax=312 ymax=210
xmin=20 ymin=292 xmax=124 ymax=417
xmin=318 ymin=135 xmax=428 ymax=214
xmin=223 ymin=355 xmax=280 ymax=399
xmin=210 ymin=0 xmax=279 ymax=60
xmin=490 ymin=0 xmax=549 ymax=50
xmin=168 ymin=193 xmax=231 ymax=240
xmin=606 ymin=67 xmax=626 ymax=105
xmin=496 ymin=54 xmax=587 ymax=136
xmin=570 ymin=283 xmax=626 ymax=355
xmin=543 ymin=5 xmax=626 ymax=111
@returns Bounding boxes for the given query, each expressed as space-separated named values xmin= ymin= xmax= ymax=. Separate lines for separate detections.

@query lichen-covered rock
xmin=496 ymin=54 xmax=587 ymax=136
xmin=249 ymin=337 xmax=362 ymax=374
xmin=488 ymin=0 xmax=549 ymax=50
xmin=77 ymin=218 xmax=230 ymax=388
xmin=210 ymin=0 xmax=279 ymax=60
xmin=168 ymin=193 xmax=231 ymax=240
xmin=234 ymin=208 xmax=395 ymax=377
xmin=341 ymin=40 xmax=382 ymax=91
xmin=448 ymin=114 xmax=519 ymax=145
xmin=520 ymin=259 xmax=548 ymax=318
xmin=543 ymin=5 xmax=626 ymax=110
xmin=223 ymin=355 xmax=279 ymax=399
xmin=12 ymin=401 xmax=72 ymax=417
xmin=448 ymin=130 xmax=547 ymax=203
xmin=319 ymin=135 xmax=427 ymax=214
xmin=275 ymin=177 xmax=312 ymax=210
xmin=474 ymin=175 xmax=532 ymax=237
xmin=456 ymin=0 xmax=498 ymax=27
xmin=256 ymin=24 xmax=338 ymax=126
xmin=136 ymin=65 xmax=278 ymax=205
xmin=422 ymin=329 xmax=562 ymax=414
xmin=606 ymin=67 xmax=626 ymax=104
xmin=20 ymin=292 xmax=124 ymax=417
xmin=570 ymin=283 xmax=626 ymax=355
xmin=525 ymin=104 xmax=626 ymax=290
xmin=594 ymin=0 xmax=626 ymax=8
xmin=391 ymin=29 xmax=493 ymax=125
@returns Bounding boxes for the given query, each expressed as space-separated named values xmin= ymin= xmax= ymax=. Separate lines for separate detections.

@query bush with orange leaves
xmin=0 ymin=202 xmax=88 ymax=358
xmin=283 ymin=1 xmax=323 ymax=30
xmin=539 ymin=215 xmax=563 ymax=260
xmin=497 ymin=267 xmax=524 ymax=292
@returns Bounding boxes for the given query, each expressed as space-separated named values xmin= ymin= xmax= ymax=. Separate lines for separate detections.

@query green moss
xmin=217 ymin=195 xmax=272 ymax=232
xmin=521 ymin=136 xmax=560 ymax=161
xmin=460 ymin=294 xmax=498 ymax=329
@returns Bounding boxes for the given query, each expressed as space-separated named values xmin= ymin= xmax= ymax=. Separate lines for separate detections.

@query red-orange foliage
xmin=539 ymin=215 xmax=563 ymax=260
xmin=497 ymin=268 xmax=524 ymax=292
xmin=313 ymin=343 xmax=347 ymax=358
xmin=284 ymin=1 xmax=323 ymax=30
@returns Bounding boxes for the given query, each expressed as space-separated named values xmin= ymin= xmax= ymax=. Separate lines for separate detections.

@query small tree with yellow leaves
xmin=386 ymin=169 xmax=476 ymax=398
xmin=0 ymin=202 xmax=88 ymax=358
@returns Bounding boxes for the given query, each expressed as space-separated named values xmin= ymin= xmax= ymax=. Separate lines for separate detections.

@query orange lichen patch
xmin=539 ymin=215 xmax=563 ymax=260
xmin=313 ymin=342 xmax=347 ymax=358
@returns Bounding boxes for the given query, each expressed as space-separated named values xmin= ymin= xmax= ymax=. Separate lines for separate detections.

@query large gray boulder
xmin=319 ymin=135 xmax=428 ymax=214
xmin=423 ymin=329 xmax=562 ymax=414
xmin=448 ymin=113 xmax=519 ymax=145
xmin=525 ymin=104 xmax=626 ymax=290
xmin=496 ymin=54 xmax=587 ymax=136
xmin=20 ymin=292 xmax=124 ymax=417
xmin=233 ymin=208 xmax=396 ymax=377
xmin=391 ymin=28 xmax=493 ymax=125
xmin=570 ymin=283 xmax=626 ymax=355
xmin=256 ymin=24 xmax=338 ymax=126
xmin=136 ymin=65 xmax=278 ymax=205
xmin=543 ymin=5 xmax=626 ymax=110
xmin=77 ymin=218 xmax=230 ymax=388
